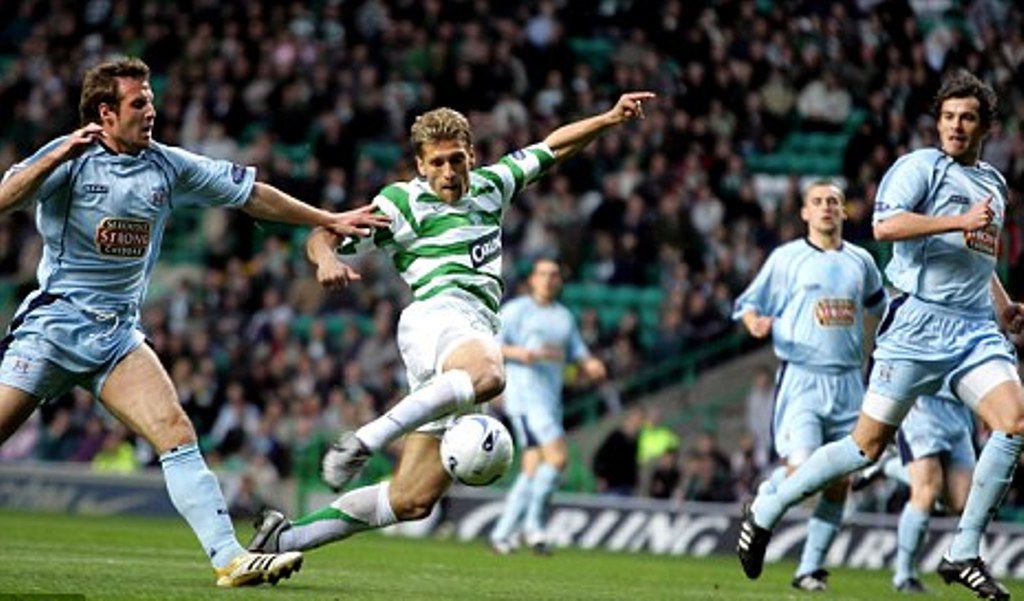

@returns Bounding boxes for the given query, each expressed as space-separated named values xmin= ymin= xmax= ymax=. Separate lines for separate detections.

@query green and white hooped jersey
xmin=339 ymin=143 xmax=556 ymax=314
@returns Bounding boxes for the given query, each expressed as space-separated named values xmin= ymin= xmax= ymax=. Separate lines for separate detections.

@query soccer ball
xmin=440 ymin=414 xmax=514 ymax=486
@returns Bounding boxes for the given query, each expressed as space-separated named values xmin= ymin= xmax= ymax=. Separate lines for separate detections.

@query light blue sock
xmin=883 ymin=456 xmax=910 ymax=487
xmin=524 ymin=463 xmax=560 ymax=536
xmin=796 ymin=497 xmax=844 ymax=577
xmin=160 ymin=444 xmax=245 ymax=568
xmin=490 ymin=472 xmax=532 ymax=543
xmin=756 ymin=465 xmax=789 ymax=496
xmin=948 ymin=431 xmax=1023 ymax=561
xmin=752 ymin=436 xmax=871 ymax=529
xmin=894 ymin=505 xmax=929 ymax=585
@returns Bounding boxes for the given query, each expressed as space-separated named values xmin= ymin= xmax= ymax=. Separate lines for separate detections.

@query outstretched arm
xmin=543 ymin=91 xmax=656 ymax=162
xmin=243 ymin=183 xmax=390 ymax=237
xmin=0 ymin=123 xmax=104 ymax=216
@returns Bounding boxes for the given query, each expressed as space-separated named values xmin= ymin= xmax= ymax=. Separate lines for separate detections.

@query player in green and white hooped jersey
xmin=250 ymin=92 xmax=655 ymax=553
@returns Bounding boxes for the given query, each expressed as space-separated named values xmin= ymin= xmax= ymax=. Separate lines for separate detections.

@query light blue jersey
xmin=500 ymin=295 xmax=589 ymax=445
xmin=733 ymin=238 xmax=886 ymax=370
xmin=734 ymin=237 xmax=884 ymax=461
xmin=8 ymin=138 xmax=255 ymax=312
xmin=0 ymin=138 xmax=255 ymax=395
xmin=874 ymin=148 xmax=1007 ymax=315
xmin=868 ymin=148 xmax=1015 ymax=405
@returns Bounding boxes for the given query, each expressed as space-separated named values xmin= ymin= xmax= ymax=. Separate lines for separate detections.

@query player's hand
xmin=315 ymin=257 xmax=362 ymax=290
xmin=962 ymin=196 xmax=993 ymax=231
xmin=1002 ymin=303 xmax=1024 ymax=334
xmin=746 ymin=315 xmax=773 ymax=338
xmin=324 ymin=204 xmax=391 ymax=238
xmin=582 ymin=357 xmax=608 ymax=382
xmin=55 ymin=123 xmax=104 ymax=161
xmin=609 ymin=91 xmax=657 ymax=123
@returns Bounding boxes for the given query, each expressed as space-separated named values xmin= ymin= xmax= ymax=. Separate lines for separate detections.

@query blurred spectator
xmin=35 ymin=408 xmax=76 ymax=462
xmin=637 ymin=407 xmax=680 ymax=465
xmin=91 ymin=424 xmax=138 ymax=474
xmin=731 ymin=431 xmax=767 ymax=501
xmin=593 ymin=406 xmax=644 ymax=496
xmin=648 ymin=448 xmax=682 ymax=500
xmin=796 ymin=68 xmax=853 ymax=132
xmin=681 ymin=431 xmax=735 ymax=503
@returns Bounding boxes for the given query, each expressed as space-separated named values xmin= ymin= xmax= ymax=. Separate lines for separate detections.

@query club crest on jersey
xmin=874 ymin=362 xmax=894 ymax=384
xmin=150 ymin=186 xmax=167 ymax=207
xmin=469 ymin=229 xmax=501 ymax=268
xmin=815 ymin=298 xmax=856 ymax=327
xmin=96 ymin=217 xmax=151 ymax=258
xmin=965 ymin=223 xmax=998 ymax=256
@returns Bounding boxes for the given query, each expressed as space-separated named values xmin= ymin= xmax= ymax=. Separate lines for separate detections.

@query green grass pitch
xmin=0 ymin=509 xmax=1019 ymax=600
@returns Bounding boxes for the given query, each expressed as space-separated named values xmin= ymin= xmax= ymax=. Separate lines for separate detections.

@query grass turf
xmin=0 ymin=510 xmax=1019 ymax=600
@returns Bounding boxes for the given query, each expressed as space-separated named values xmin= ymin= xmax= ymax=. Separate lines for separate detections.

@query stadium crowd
xmin=1 ymin=0 xmax=1024 ymax=514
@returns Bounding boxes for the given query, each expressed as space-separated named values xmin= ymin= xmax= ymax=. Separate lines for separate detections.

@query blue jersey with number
xmin=4 ymin=138 xmax=255 ymax=314
xmin=873 ymin=148 xmax=1008 ymax=314
xmin=733 ymin=238 xmax=885 ymax=370
xmin=500 ymin=295 xmax=590 ymax=416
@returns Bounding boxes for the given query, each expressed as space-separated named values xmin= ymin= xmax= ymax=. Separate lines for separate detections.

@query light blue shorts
xmin=897 ymin=395 xmax=976 ymax=469
xmin=509 ymin=405 xmax=564 ymax=449
xmin=869 ymin=295 xmax=1017 ymax=404
xmin=0 ymin=291 xmax=144 ymax=400
xmin=773 ymin=362 xmax=863 ymax=461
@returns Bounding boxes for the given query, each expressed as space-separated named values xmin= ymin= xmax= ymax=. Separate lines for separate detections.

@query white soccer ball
xmin=440 ymin=414 xmax=514 ymax=486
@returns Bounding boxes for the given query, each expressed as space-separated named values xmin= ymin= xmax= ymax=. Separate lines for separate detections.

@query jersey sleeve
xmin=873 ymin=150 xmax=935 ymax=223
xmin=474 ymin=143 xmax=556 ymax=206
xmin=732 ymin=248 xmax=784 ymax=320
xmin=859 ymin=249 xmax=887 ymax=316
xmin=162 ymin=145 xmax=255 ymax=209
xmin=2 ymin=136 xmax=74 ymax=206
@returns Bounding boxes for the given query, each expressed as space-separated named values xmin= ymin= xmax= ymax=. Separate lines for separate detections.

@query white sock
xmin=280 ymin=482 xmax=398 ymax=551
xmin=357 ymin=370 xmax=475 ymax=450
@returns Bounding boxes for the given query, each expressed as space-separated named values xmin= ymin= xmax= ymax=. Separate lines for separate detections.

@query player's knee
xmin=154 ymin=409 xmax=197 ymax=450
xmin=391 ymin=489 xmax=442 ymax=521
xmin=1001 ymin=417 xmax=1024 ymax=437
xmin=858 ymin=441 xmax=888 ymax=462
xmin=471 ymin=363 xmax=505 ymax=402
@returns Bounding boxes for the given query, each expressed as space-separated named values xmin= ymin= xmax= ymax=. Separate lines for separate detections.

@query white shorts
xmin=396 ymin=290 xmax=500 ymax=435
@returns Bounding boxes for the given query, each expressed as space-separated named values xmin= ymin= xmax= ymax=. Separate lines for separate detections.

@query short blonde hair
xmin=410 ymin=108 xmax=472 ymax=157
xmin=802 ymin=179 xmax=845 ymax=205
